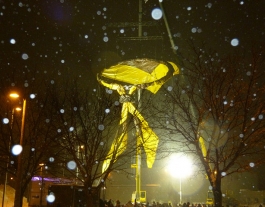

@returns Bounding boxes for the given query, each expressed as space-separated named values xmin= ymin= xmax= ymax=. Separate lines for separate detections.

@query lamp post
xmin=2 ymin=106 xmax=21 ymax=207
xmin=167 ymin=154 xmax=193 ymax=204
xmin=39 ymin=163 xmax=45 ymax=207
xmin=9 ymin=93 xmax=27 ymax=207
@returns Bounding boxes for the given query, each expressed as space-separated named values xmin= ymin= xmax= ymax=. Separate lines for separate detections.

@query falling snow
xmin=1 ymin=0 xmax=265 ymax=203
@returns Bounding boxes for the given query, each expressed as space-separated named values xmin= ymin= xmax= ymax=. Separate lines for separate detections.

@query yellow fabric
xmin=126 ymin=102 xmax=159 ymax=168
xmin=100 ymin=80 xmax=159 ymax=173
xmin=101 ymin=61 xmax=180 ymax=94
xmin=101 ymin=64 xmax=169 ymax=85
xmin=99 ymin=59 xmax=179 ymax=173
xmin=199 ymin=136 xmax=207 ymax=158
xmin=102 ymin=132 xmax=127 ymax=173
xmin=168 ymin=61 xmax=180 ymax=75
xmin=199 ymin=136 xmax=212 ymax=179
xmin=145 ymin=62 xmax=179 ymax=93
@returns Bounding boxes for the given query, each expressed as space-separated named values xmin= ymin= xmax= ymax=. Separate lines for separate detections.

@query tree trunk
xmin=13 ymin=185 xmax=23 ymax=207
xmin=86 ymin=192 xmax=95 ymax=207
xmin=84 ymin=180 xmax=100 ymax=207
xmin=14 ymin=159 xmax=23 ymax=207
xmin=213 ymin=174 xmax=222 ymax=207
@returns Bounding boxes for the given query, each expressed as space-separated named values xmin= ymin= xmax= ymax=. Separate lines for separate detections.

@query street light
xmin=9 ymin=93 xmax=27 ymax=207
xmin=166 ymin=154 xmax=193 ymax=204
xmin=39 ymin=163 xmax=45 ymax=207
xmin=2 ymin=104 xmax=21 ymax=207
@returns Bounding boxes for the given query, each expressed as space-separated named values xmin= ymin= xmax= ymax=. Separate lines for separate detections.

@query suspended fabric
xmin=199 ymin=136 xmax=207 ymax=157
xmin=199 ymin=136 xmax=212 ymax=179
xmin=98 ymin=59 xmax=180 ymax=173
xmin=100 ymin=59 xmax=179 ymax=94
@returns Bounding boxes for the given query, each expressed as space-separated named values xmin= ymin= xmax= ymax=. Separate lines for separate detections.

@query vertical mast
xmin=135 ymin=0 xmax=143 ymax=203
xmin=159 ymin=1 xmax=177 ymax=54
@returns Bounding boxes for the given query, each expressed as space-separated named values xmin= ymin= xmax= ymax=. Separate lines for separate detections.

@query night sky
xmin=1 ymin=0 xmax=265 ymax=87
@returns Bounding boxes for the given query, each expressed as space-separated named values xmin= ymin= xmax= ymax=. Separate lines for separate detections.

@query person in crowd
xmin=126 ymin=200 xmax=134 ymax=207
xmin=99 ymin=199 xmax=105 ymax=207
xmin=107 ymin=199 xmax=114 ymax=207
xmin=115 ymin=199 xmax=121 ymax=207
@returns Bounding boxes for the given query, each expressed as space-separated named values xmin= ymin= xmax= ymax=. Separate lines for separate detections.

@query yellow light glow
xmin=167 ymin=154 xmax=193 ymax=178
xmin=15 ymin=107 xmax=22 ymax=111
xmin=10 ymin=93 xmax=19 ymax=98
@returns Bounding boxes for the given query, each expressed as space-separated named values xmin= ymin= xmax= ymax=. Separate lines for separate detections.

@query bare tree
xmin=0 ymin=66 xmax=158 ymax=207
xmin=152 ymin=44 xmax=265 ymax=207
xmin=50 ymin=80 xmax=139 ymax=207
xmin=0 ymin=70 xmax=65 ymax=207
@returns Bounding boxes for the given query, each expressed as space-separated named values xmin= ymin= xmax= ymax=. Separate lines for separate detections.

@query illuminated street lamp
xmin=9 ymin=93 xmax=27 ymax=207
xmin=10 ymin=93 xmax=20 ymax=98
xmin=167 ymin=154 xmax=193 ymax=204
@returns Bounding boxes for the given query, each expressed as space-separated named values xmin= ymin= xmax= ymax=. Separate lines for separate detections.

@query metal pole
xmin=1 ymin=169 xmax=8 ymax=207
xmin=159 ymin=1 xmax=177 ymax=54
xmin=134 ymin=0 xmax=143 ymax=203
xmin=2 ymin=109 xmax=15 ymax=207
xmin=76 ymin=145 xmax=80 ymax=183
xmin=135 ymin=132 xmax=141 ymax=203
xmin=103 ymin=183 xmax=106 ymax=201
xmin=14 ymin=99 xmax=26 ymax=207
xmin=179 ymin=177 xmax=182 ymax=204
xmin=138 ymin=0 xmax=142 ymax=38
xmin=40 ymin=165 xmax=43 ymax=207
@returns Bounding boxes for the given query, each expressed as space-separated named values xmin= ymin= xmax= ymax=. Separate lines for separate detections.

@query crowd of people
xmin=100 ymin=199 xmax=207 ymax=207
xmin=100 ymin=200 xmax=264 ymax=207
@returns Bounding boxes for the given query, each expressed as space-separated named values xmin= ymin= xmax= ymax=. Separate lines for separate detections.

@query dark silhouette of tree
xmin=0 ymin=65 xmax=154 ymax=207
xmin=0 ymin=69 xmax=67 ymax=207
xmin=50 ymin=80 xmax=138 ymax=207
xmin=152 ymin=44 xmax=265 ymax=207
